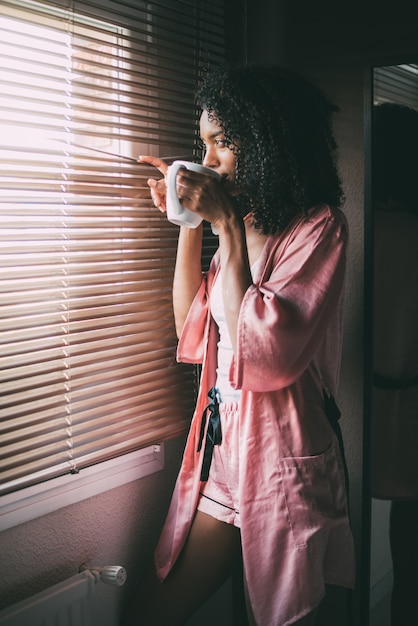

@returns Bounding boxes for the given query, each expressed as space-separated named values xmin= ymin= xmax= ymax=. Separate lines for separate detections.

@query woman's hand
xmin=172 ymin=168 xmax=238 ymax=232
xmin=139 ymin=155 xmax=240 ymax=233
xmin=138 ymin=155 xmax=168 ymax=213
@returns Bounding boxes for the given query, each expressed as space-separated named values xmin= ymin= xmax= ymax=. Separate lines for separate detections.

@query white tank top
xmin=210 ymin=260 xmax=260 ymax=403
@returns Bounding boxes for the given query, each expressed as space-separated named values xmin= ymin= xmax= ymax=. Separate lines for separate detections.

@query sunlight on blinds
xmin=0 ymin=0 xmax=226 ymax=495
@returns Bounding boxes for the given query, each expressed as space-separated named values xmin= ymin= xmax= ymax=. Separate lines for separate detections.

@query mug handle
xmin=166 ymin=160 xmax=187 ymax=216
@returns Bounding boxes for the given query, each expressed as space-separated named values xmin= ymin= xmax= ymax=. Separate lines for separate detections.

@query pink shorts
xmin=197 ymin=402 xmax=241 ymax=528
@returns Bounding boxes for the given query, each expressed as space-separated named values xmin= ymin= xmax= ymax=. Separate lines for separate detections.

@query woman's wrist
xmin=214 ymin=211 xmax=245 ymax=240
xmin=178 ymin=222 xmax=204 ymax=250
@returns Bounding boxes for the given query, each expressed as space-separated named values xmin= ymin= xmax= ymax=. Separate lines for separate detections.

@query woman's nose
xmin=202 ymin=146 xmax=219 ymax=169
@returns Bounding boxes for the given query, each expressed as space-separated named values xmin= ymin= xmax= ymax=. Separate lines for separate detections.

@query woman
xmin=128 ymin=65 xmax=355 ymax=626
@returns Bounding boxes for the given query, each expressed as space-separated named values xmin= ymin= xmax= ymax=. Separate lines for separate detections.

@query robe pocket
xmin=279 ymin=443 xmax=347 ymax=548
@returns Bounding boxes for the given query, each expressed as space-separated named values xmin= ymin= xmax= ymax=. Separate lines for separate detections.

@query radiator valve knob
xmin=100 ymin=565 xmax=127 ymax=586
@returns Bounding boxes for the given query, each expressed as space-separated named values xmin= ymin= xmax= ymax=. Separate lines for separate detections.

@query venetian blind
xmin=374 ymin=64 xmax=418 ymax=110
xmin=0 ymin=0 xmax=225 ymax=495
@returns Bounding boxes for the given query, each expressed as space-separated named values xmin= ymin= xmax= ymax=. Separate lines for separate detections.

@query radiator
xmin=0 ymin=565 xmax=127 ymax=626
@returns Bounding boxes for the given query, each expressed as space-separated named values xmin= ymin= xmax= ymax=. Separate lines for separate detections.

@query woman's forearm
xmin=172 ymin=224 xmax=204 ymax=338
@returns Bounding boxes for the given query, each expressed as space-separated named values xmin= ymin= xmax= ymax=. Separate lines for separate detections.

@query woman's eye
xmin=215 ymin=139 xmax=227 ymax=147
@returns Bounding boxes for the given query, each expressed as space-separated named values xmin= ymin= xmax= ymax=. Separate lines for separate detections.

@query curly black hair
xmin=195 ymin=64 xmax=344 ymax=234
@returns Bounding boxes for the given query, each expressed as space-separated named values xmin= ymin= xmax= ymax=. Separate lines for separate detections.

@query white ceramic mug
xmin=166 ymin=160 xmax=221 ymax=228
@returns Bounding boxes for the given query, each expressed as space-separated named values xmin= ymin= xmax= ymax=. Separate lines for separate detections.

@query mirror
xmin=369 ymin=63 xmax=418 ymax=626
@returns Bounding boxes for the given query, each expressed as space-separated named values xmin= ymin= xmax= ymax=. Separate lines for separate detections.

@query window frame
xmin=0 ymin=0 xmax=229 ymax=521
xmin=0 ymin=0 xmax=244 ymax=528
xmin=0 ymin=444 xmax=164 ymax=531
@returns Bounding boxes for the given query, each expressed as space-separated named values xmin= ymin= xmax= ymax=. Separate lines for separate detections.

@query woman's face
xmin=200 ymin=109 xmax=236 ymax=184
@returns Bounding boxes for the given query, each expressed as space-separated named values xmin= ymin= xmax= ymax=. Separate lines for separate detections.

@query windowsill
xmin=0 ymin=444 xmax=164 ymax=532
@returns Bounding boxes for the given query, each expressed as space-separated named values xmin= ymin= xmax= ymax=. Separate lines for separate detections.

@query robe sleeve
xmin=230 ymin=206 xmax=348 ymax=392
xmin=175 ymin=255 xmax=219 ymax=364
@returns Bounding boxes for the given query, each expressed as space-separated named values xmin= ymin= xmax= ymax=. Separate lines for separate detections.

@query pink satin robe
xmin=155 ymin=203 xmax=355 ymax=625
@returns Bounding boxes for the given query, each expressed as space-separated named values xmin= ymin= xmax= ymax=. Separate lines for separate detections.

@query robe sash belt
xmin=197 ymin=386 xmax=222 ymax=482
